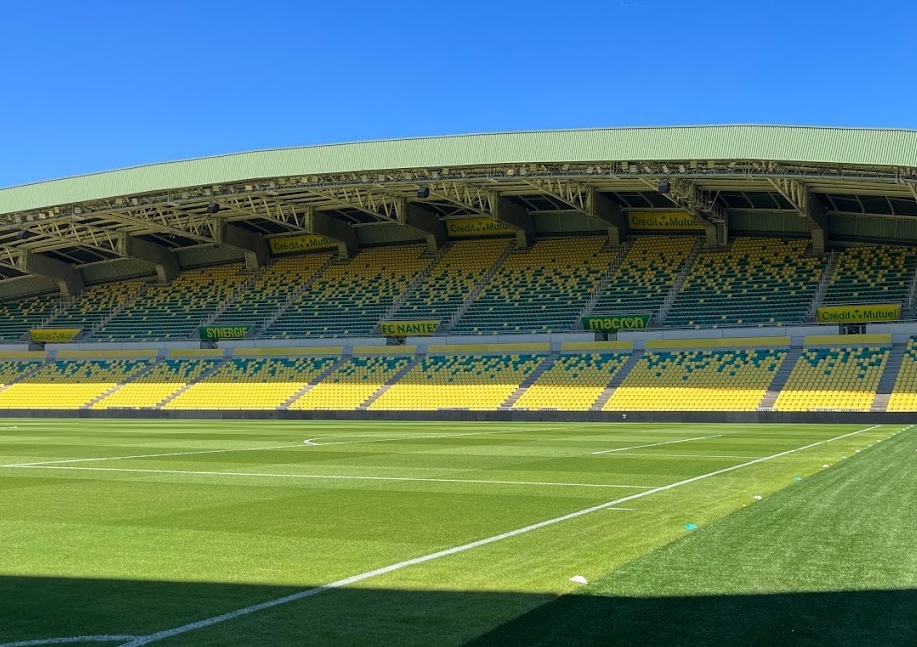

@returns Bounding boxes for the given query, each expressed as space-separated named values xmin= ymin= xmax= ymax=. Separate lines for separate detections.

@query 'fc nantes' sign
xmin=269 ymin=234 xmax=339 ymax=255
xmin=446 ymin=217 xmax=516 ymax=238
xmin=29 ymin=328 xmax=81 ymax=343
xmin=582 ymin=315 xmax=652 ymax=332
xmin=816 ymin=304 xmax=900 ymax=324
xmin=627 ymin=211 xmax=704 ymax=231
xmin=380 ymin=321 xmax=440 ymax=337
xmin=199 ymin=326 xmax=252 ymax=341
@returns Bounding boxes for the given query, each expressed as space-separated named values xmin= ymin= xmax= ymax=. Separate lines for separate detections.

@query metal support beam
xmin=587 ymin=188 xmax=626 ymax=248
xmin=18 ymin=249 xmax=84 ymax=298
xmin=652 ymin=178 xmax=726 ymax=247
xmin=490 ymin=192 xmax=534 ymax=248
xmin=304 ymin=208 xmax=359 ymax=259
xmin=766 ymin=178 xmax=828 ymax=254
xmin=120 ymin=234 xmax=179 ymax=283
xmin=216 ymin=222 xmax=269 ymax=270
xmin=400 ymin=202 xmax=446 ymax=252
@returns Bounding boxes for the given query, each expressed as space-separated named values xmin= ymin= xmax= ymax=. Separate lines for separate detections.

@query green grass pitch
xmin=1 ymin=420 xmax=914 ymax=646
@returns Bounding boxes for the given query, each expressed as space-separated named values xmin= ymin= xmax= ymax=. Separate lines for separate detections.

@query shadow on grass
xmin=2 ymin=575 xmax=916 ymax=647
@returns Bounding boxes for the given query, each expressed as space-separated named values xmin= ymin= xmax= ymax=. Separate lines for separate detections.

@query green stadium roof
xmin=2 ymin=125 xmax=917 ymax=215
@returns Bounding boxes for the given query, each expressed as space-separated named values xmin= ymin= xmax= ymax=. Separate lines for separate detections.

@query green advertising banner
xmin=380 ymin=320 xmax=440 ymax=337
xmin=199 ymin=325 xmax=252 ymax=341
xmin=582 ymin=314 xmax=652 ymax=332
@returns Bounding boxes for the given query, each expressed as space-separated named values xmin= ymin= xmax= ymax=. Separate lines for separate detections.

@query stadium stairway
xmin=590 ymin=350 xmax=643 ymax=411
xmin=243 ymin=255 xmax=336 ymax=337
xmin=277 ymin=356 xmax=350 ymax=410
xmin=657 ymin=238 xmax=704 ymax=324
xmin=154 ymin=356 xmax=230 ymax=408
xmin=198 ymin=268 xmax=266 ymax=328
xmin=358 ymin=356 xmax=424 ymax=409
xmin=441 ymin=240 xmax=516 ymax=334
xmin=757 ymin=347 xmax=802 ymax=409
xmin=372 ymin=246 xmax=448 ymax=334
xmin=804 ymin=251 xmax=838 ymax=321
xmin=81 ymin=359 xmax=161 ymax=409
xmin=871 ymin=344 xmax=907 ymax=412
xmin=499 ymin=351 xmax=559 ymax=409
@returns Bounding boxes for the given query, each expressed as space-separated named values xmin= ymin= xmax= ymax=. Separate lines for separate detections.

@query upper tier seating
xmin=513 ymin=352 xmax=628 ymax=410
xmin=91 ymin=265 xmax=248 ymax=341
xmin=392 ymin=239 xmax=510 ymax=326
xmin=163 ymin=355 xmax=338 ymax=410
xmin=288 ymin=355 xmax=412 ymax=410
xmin=371 ymin=354 xmax=547 ymax=410
xmin=263 ymin=247 xmax=431 ymax=338
xmin=822 ymin=246 xmax=917 ymax=306
xmin=887 ymin=337 xmax=917 ymax=412
xmin=592 ymin=237 xmax=696 ymax=318
xmin=665 ymin=238 xmax=824 ymax=327
xmin=451 ymin=237 xmax=613 ymax=335
xmin=93 ymin=358 xmax=221 ymax=409
xmin=209 ymin=254 xmax=332 ymax=327
xmin=604 ymin=348 xmax=788 ymax=411
xmin=47 ymin=282 xmax=143 ymax=332
xmin=0 ymin=359 xmax=150 ymax=409
xmin=0 ymin=295 xmax=61 ymax=341
xmin=773 ymin=347 xmax=888 ymax=412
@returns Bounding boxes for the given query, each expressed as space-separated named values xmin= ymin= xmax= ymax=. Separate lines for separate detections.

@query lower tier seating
xmin=163 ymin=356 xmax=339 ymax=410
xmin=773 ymin=347 xmax=888 ymax=412
xmin=371 ymin=354 xmax=547 ymax=410
xmin=0 ymin=360 xmax=150 ymax=409
xmin=513 ymin=353 xmax=628 ymax=410
xmin=605 ymin=349 xmax=788 ymax=411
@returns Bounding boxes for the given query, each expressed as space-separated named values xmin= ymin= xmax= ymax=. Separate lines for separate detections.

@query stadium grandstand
xmin=0 ymin=125 xmax=916 ymax=418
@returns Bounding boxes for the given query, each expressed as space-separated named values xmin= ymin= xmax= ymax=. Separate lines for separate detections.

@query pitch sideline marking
xmin=3 ymin=426 xmax=564 ymax=468
xmin=96 ymin=424 xmax=882 ymax=647
xmin=0 ymin=635 xmax=138 ymax=646
xmin=591 ymin=434 xmax=723 ymax=455
xmin=2 ymin=465 xmax=655 ymax=490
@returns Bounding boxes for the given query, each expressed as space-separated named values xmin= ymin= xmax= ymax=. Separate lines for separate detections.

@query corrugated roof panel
xmin=1 ymin=126 xmax=916 ymax=215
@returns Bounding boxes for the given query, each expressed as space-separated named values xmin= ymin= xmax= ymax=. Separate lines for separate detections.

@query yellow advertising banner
xmin=815 ymin=303 xmax=900 ymax=324
xmin=627 ymin=211 xmax=704 ymax=231
xmin=445 ymin=217 xmax=516 ymax=238
xmin=269 ymin=234 xmax=339 ymax=255
xmin=380 ymin=320 xmax=440 ymax=337
xmin=29 ymin=328 xmax=81 ymax=343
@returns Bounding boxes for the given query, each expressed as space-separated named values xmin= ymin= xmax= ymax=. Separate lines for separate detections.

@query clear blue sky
xmin=2 ymin=0 xmax=915 ymax=187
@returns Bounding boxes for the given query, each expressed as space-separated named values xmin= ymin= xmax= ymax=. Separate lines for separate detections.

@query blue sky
xmin=1 ymin=0 xmax=915 ymax=187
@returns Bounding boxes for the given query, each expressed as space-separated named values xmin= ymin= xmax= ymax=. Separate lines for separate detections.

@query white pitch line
xmin=0 ymin=636 xmax=138 ymax=647
xmin=4 ymin=425 xmax=555 ymax=468
xmin=2 ymin=465 xmax=655 ymax=490
xmin=591 ymin=434 xmax=723 ymax=455
xmin=103 ymin=424 xmax=882 ymax=647
xmin=607 ymin=452 xmax=764 ymax=460
xmin=2 ymin=444 xmax=304 ymax=468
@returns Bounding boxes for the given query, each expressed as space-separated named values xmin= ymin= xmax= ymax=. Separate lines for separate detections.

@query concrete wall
xmin=0 ymin=408 xmax=912 ymax=425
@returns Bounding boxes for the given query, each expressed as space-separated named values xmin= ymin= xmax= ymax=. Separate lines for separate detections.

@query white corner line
xmin=591 ymin=434 xmax=723 ymax=455
xmin=101 ymin=424 xmax=882 ymax=647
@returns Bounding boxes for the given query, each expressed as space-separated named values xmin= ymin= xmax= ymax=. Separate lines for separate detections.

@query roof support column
xmin=216 ymin=222 xmax=269 ymax=270
xmin=304 ymin=208 xmax=359 ymax=259
xmin=17 ymin=249 xmax=84 ymax=299
xmin=766 ymin=178 xmax=827 ymax=255
xmin=490 ymin=192 xmax=534 ymax=248
xmin=120 ymin=233 xmax=179 ymax=283
xmin=587 ymin=188 xmax=626 ymax=248
xmin=400 ymin=201 xmax=446 ymax=252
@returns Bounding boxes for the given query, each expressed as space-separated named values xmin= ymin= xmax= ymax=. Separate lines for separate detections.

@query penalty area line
xmin=0 ymin=635 xmax=139 ymax=647
xmin=591 ymin=434 xmax=723 ymax=455
xmin=104 ymin=424 xmax=882 ymax=647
